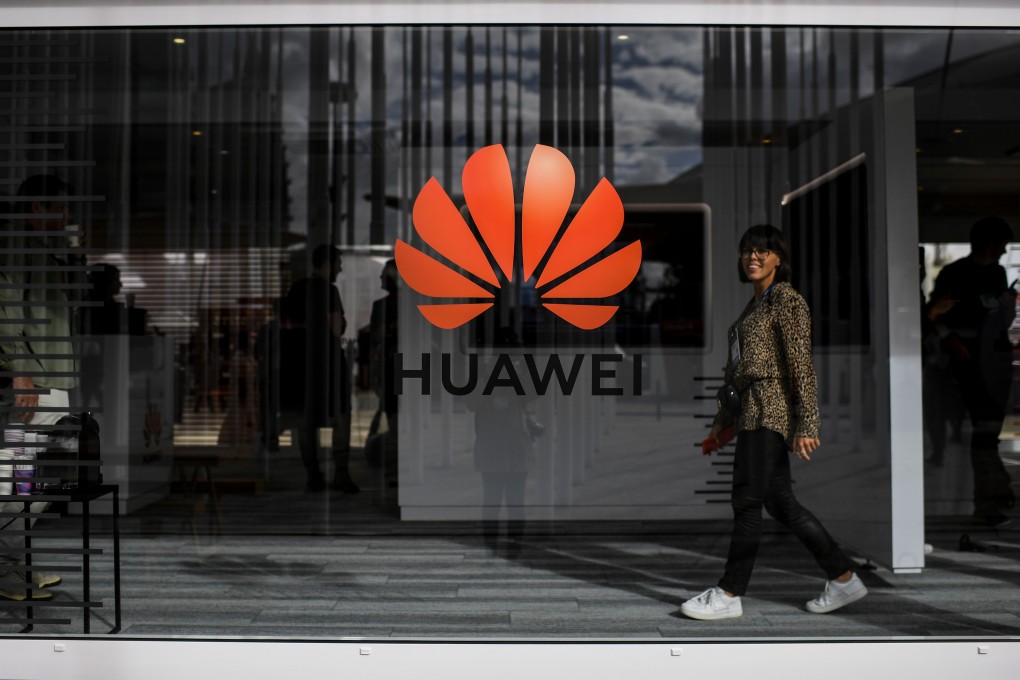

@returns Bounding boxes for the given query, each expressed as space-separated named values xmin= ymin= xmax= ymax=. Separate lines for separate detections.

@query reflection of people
xmin=682 ymin=225 xmax=866 ymax=621
xmin=919 ymin=247 xmax=964 ymax=467
xmin=0 ymin=174 xmax=79 ymax=600
xmin=255 ymin=299 xmax=283 ymax=452
xmin=930 ymin=217 xmax=1016 ymax=527
xmin=369 ymin=259 xmax=399 ymax=427
xmin=189 ymin=311 xmax=220 ymax=413
xmin=217 ymin=330 xmax=259 ymax=448
xmin=365 ymin=259 xmax=399 ymax=484
xmin=77 ymin=263 xmax=146 ymax=336
xmin=281 ymin=245 xmax=359 ymax=493
xmin=368 ymin=260 xmax=399 ymax=423
xmin=466 ymin=328 xmax=534 ymax=557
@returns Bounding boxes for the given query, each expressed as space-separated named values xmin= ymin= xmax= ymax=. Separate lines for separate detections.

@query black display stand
xmin=0 ymin=484 xmax=121 ymax=634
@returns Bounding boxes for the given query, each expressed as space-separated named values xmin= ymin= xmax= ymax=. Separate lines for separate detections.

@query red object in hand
xmin=701 ymin=426 xmax=736 ymax=455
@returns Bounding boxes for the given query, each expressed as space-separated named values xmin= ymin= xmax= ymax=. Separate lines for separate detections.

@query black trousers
xmin=481 ymin=472 xmax=527 ymax=544
xmin=951 ymin=360 xmax=1015 ymax=515
xmin=295 ymin=410 xmax=352 ymax=483
xmin=718 ymin=428 xmax=854 ymax=596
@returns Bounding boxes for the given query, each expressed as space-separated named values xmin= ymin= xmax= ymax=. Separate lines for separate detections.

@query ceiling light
xmin=172 ymin=37 xmax=186 ymax=45
xmin=616 ymin=34 xmax=631 ymax=41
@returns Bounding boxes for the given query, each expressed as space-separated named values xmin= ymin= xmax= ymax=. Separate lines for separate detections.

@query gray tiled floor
xmin=3 ymin=516 xmax=1019 ymax=640
xmin=2 ymin=429 xmax=1018 ymax=640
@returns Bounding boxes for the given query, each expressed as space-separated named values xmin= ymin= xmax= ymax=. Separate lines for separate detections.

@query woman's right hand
xmin=792 ymin=436 xmax=820 ymax=461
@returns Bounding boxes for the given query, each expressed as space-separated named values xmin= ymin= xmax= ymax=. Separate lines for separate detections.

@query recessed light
xmin=952 ymin=128 xmax=964 ymax=135
xmin=192 ymin=130 xmax=202 ymax=137
xmin=172 ymin=37 xmax=186 ymax=45
xmin=616 ymin=34 xmax=631 ymax=41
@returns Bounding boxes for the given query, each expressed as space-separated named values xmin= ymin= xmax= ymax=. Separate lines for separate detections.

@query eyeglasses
xmin=739 ymin=248 xmax=772 ymax=259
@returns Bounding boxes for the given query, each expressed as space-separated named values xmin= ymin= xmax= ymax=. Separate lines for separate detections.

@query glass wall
xmin=0 ymin=25 xmax=1017 ymax=637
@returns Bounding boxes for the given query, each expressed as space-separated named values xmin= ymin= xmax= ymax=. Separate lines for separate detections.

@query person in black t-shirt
xmin=281 ymin=245 xmax=359 ymax=493
xmin=930 ymin=217 xmax=1016 ymax=527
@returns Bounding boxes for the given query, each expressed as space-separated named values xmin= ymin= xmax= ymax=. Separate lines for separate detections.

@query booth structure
xmin=395 ymin=90 xmax=925 ymax=573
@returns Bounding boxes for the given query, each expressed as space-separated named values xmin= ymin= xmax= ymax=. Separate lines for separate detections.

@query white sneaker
xmin=680 ymin=586 xmax=743 ymax=620
xmin=32 ymin=570 xmax=62 ymax=588
xmin=0 ymin=570 xmax=54 ymax=601
xmin=806 ymin=573 xmax=868 ymax=613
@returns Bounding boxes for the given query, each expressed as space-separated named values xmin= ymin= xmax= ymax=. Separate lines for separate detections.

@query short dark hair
xmin=312 ymin=243 xmax=340 ymax=269
xmin=737 ymin=224 xmax=792 ymax=284
xmin=16 ymin=174 xmax=71 ymax=214
xmin=969 ymin=216 xmax=1013 ymax=251
xmin=87 ymin=264 xmax=121 ymax=300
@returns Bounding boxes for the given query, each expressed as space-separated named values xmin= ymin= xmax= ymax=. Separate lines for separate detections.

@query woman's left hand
xmin=792 ymin=436 xmax=820 ymax=461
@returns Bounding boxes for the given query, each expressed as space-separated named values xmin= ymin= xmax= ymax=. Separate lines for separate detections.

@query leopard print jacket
xmin=713 ymin=282 xmax=820 ymax=445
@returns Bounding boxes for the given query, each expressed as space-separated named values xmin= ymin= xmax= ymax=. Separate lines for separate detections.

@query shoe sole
xmin=37 ymin=577 xmax=62 ymax=588
xmin=806 ymin=585 xmax=868 ymax=614
xmin=0 ymin=589 xmax=54 ymax=601
xmin=680 ymin=605 xmax=743 ymax=621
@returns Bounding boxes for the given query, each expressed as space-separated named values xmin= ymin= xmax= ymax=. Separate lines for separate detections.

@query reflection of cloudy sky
xmin=278 ymin=27 xmax=705 ymax=233
xmin=270 ymin=25 xmax=1019 ymax=234
xmin=611 ymin=29 xmax=703 ymax=184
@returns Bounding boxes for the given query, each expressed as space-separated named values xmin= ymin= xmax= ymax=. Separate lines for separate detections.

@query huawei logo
xmin=395 ymin=144 xmax=641 ymax=330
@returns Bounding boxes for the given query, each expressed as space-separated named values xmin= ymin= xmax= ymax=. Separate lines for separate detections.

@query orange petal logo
xmin=395 ymin=144 xmax=641 ymax=330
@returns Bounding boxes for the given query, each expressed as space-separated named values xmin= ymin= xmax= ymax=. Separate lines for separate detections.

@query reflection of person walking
xmin=368 ymin=262 xmax=398 ymax=427
xmin=468 ymin=329 xmax=534 ymax=558
xmin=282 ymin=245 xmax=359 ymax=494
xmin=682 ymin=224 xmax=866 ymax=621
xmin=930 ymin=217 xmax=1016 ymax=528
xmin=366 ymin=259 xmax=400 ymax=485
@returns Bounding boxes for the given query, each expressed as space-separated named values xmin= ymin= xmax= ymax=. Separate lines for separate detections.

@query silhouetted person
xmin=281 ymin=245 xmax=358 ymax=493
xmin=77 ymin=263 xmax=146 ymax=336
xmin=369 ymin=260 xmax=399 ymax=430
xmin=919 ymin=248 xmax=964 ymax=467
xmin=466 ymin=328 xmax=535 ymax=557
xmin=931 ymin=217 xmax=1016 ymax=527
xmin=254 ymin=298 xmax=283 ymax=452
xmin=217 ymin=329 xmax=259 ymax=448
xmin=364 ymin=259 xmax=400 ymax=486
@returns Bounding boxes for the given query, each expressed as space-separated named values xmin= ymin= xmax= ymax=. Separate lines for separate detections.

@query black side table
xmin=0 ymin=484 xmax=121 ymax=633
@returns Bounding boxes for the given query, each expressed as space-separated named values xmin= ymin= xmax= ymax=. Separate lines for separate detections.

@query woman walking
xmin=681 ymin=224 xmax=867 ymax=620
